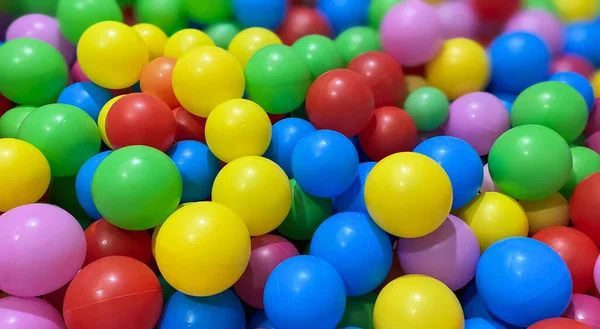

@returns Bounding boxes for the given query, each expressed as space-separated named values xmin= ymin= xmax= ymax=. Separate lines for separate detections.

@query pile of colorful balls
xmin=1 ymin=0 xmax=600 ymax=328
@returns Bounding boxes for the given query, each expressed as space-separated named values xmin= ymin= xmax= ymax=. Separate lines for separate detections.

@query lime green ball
xmin=524 ymin=0 xmax=557 ymax=13
xmin=404 ymin=87 xmax=449 ymax=131
xmin=57 ymin=0 xmax=123 ymax=44
xmin=134 ymin=0 xmax=186 ymax=36
xmin=368 ymin=0 xmax=403 ymax=28
xmin=0 ymin=106 xmax=36 ymax=138
xmin=338 ymin=292 xmax=377 ymax=329
xmin=560 ymin=146 xmax=600 ymax=199
xmin=205 ymin=22 xmax=241 ymax=49
xmin=0 ymin=39 xmax=68 ymax=106
xmin=49 ymin=175 xmax=89 ymax=218
xmin=183 ymin=0 xmax=232 ymax=24
xmin=488 ymin=124 xmax=572 ymax=201
xmin=511 ymin=81 xmax=588 ymax=142
xmin=292 ymin=35 xmax=346 ymax=79
xmin=245 ymin=44 xmax=312 ymax=114
xmin=335 ymin=26 xmax=382 ymax=63
xmin=92 ymin=145 xmax=182 ymax=230
xmin=18 ymin=104 xmax=101 ymax=177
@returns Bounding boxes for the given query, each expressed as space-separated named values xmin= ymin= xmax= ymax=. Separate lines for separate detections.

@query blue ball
xmin=264 ymin=255 xmax=346 ymax=329
xmin=564 ymin=20 xmax=600 ymax=67
xmin=349 ymin=135 xmax=372 ymax=163
xmin=75 ymin=150 xmax=112 ymax=220
xmin=414 ymin=136 xmax=483 ymax=209
xmin=549 ymin=71 xmax=595 ymax=111
xmin=57 ymin=82 xmax=113 ymax=122
xmin=465 ymin=319 xmax=497 ymax=329
xmin=489 ymin=32 xmax=551 ymax=94
xmin=264 ymin=118 xmax=316 ymax=177
xmin=317 ymin=0 xmax=369 ymax=35
xmin=476 ymin=237 xmax=572 ymax=327
xmin=233 ymin=0 xmax=288 ymax=30
xmin=494 ymin=93 xmax=517 ymax=114
xmin=332 ymin=162 xmax=376 ymax=215
xmin=247 ymin=310 xmax=275 ymax=329
xmin=159 ymin=290 xmax=245 ymax=329
xmin=460 ymin=281 xmax=522 ymax=329
xmin=291 ymin=130 xmax=359 ymax=198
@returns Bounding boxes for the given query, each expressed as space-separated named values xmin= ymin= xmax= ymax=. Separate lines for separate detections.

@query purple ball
xmin=437 ymin=1 xmax=478 ymax=40
xmin=0 ymin=297 xmax=64 ymax=329
xmin=397 ymin=215 xmax=480 ymax=291
xmin=504 ymin=10 xmax=563 ymax=56
xmin=6 ymin=14 xmax=75 ymax=65
xmin=444 ymin=92 xmax=510 ymax=156
xmin=585 ymin=131 xmax=600 ymax=155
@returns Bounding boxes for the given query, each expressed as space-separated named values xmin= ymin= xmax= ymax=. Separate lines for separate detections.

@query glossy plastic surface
xmin=84 ymin=219 xmax=153 ymax=266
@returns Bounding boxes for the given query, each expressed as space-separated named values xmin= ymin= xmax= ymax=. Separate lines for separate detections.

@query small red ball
xmin=277 ymin=6 xmax=331 ymax=45
xmin=359 ymin=106 xmax=417 ymax=161
xmin=84 ymin=219 xmax=153 ymax=267
xmin=470 ymin=0 xmax=520 ymax=22
xmin=173 ymin=106 xmax=207 ymax=143
xmin=551 ymin=54 xmax=596 ymax=79
xmin=140 ymin=57 xmax=180 ymax=109
xmin=528 ymin=318 xmax=594 ymax=329
xmin=570 ymin=172 xmax=600 ymax=245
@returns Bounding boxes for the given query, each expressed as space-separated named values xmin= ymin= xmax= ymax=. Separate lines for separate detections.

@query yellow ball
xmin=132 ymin=23 xmax=168 ymax=60
xmin=0 ymin=138 xmax=51 ymax=212
xmin=151 ymin=202 xmax=197 ymax=257
xmin=155 ymin=201 xmax=251 ymax=297
xmin=374 ymin=275 xmax=464 ymax=329
xmin=205 ymin=99 xmax=271 ymax=162
xmin=592 ymin=70 xmax=600 ymax=98
xmin=228 ymin=27 xmax=282 ymax=68
xmin=364 ymin=152 xmax=452 ymax=238
xmin=97 ymin=95 xmax=125 ymax=149
xmin=405 ymin=75 xmax=428 ymax=94
xmin=77 ymin=21 xmax=149 ymax=89
xmin=172 ymin=46 xmax=245 ymax=118
xmin=457 ymin=192 xmax=529 ymax=251
xmin=519 ymin=193 xmax=570 ymax=234
xmin=553 ymin=0 xmax=597 ymax=22
xmin=163 ymin=28 xmax=215 ymax=59
xmin=212 ymin=156 xmax=292 ymax=236
xmin=425 ymin=38 xmax=490 ymax=100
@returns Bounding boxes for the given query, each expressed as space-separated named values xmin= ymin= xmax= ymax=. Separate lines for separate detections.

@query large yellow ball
xmin=97 ymin=95 xmax=124 ymax=149
xmin=364 ymin=152 xmax=452 ymax=238
xmin=519 ymin=193 xmax=570 ymax=234
xmin=553 ymin=0 xmax=597 ymax=22
xmin=155 ymin=201 xmax=251 ymax=297
xmin=163 ymin=28 xmax=215 ymax=59
xmin=132 ymin=23 xmax=168 ymax=60
xmin=77 ymin=21 xmax=149 ymax=89
xmin=228 ymin=27 xmax=282 ymax=68
xmin=0 ymin=138 xmax=51 ymax=212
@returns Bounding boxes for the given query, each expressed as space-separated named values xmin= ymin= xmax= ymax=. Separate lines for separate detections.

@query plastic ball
xmin=173 ymin=46 xmax=244 ymax=117
xmin=593 ymin=71 xmax=600 ymax=97
xmin=436 ymin=2 xmax=478 ymax=39
xmin=172 ymin=107 xmax=207 ymax=143
xmin=0 ymin=106 xmax=35 ymax=138
xmin=465 ymin=318 xmax=497 ymax=329
xmin=529 ymin=318 xmax=595 ymax=329
xmin=347 ymin=52 xmax=406 ymax=108
xmin=277 ymin=7 xmax=331 ymax=46
xmin=460 ymin=280 xmax=521 ymax=329
xmin=519 ymin=193 xmax=570 ymax=234
xmin=317 ymin=0 xmax=369 ymax=35
xmin=373 ymin=275 xmax=464 ymax=329
xmin=368 ymin=0 xmax=402 ymax=28
xmin=359 ymin=106 xmax=417 ymax=161
xmin=228 ymin=27 xmax=282 ymax=69
xmin=337 ymin=293 xmax=377 ymax=329
xmin=84 ymin=219 xmax=153 ymax=266
xmin=291 ymin=35 xmax=345 ymax=79
xmin=155 ymin=202 xmax=250 ymax=296
xmin=0 ymin=297 xmax=64 ymax=329
xmin=264 ymin=118 xmax=316 ymax=177
xmin=63 ymin=256 xmax=162 ymax=329
xmin=597 ymin=257 xmax=600 ymax=293
xmin=264 ymin=255 xmax=346 ymax=329
xmin=139 ymin=57 xmax=179 ymax=109
xmin=570 ymin=172 xmax=600 ymax=244
xmin=163 ymin=29 xmax=215 ymax=59
xmin=554 ymin=0 xmax=597 ymax=22
xmin=75 ymin=151 xmax=111 ymax=220
xmin=332 ymin=162 xmax=375 ymax=215
xmin=564 ymin=21 xmax=600 ymax=68
xmin=335 ymin=26 xmax=381 ymax=63
xmin=471 ymin=0 xmax=520 ymax=22
xmin=504 ymin=9 xmax=563 ymax=55
xmin=403 ymin=87 xmax=449 ymax=131
xmin=71 ymin=60 xmax=90 ymax=83
xmin=97 ymin=95 xmax=123 ymax=148
xmin=551 ymin=54 xmax=595 ymax=78
xmin=57 ymin=82 xmax=113 ymax=122
xmin=549 ymin=72 xmax=595 ymax=111
xmin=134 ymin=0 xmax=186 ymax=36
xmin=132 ymin=23 xmax=167 ymax=60
xmin=562 ymin=294 xmax=600 ymax=328
xmin=204 ymin=21 xmax=240 ymax=49
xmin=233 ymin=0 xmax=287 ymax=30
xmin=560 ymin=146 xmax=600 ymax=199
xmin=248 ymin=310 xmax=275 ymax=329
xmin=183 ymin=0 xmax=232 ymax=24
xmin=56 ymin=0 xmax=122 ymax=44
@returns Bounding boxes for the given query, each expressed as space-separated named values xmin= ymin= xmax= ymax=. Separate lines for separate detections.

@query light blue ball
xmin=460 ymin=281 xmax=523 ymax=329
xmin=564 ymin=20 xmax=600 ymax=67
xmin=247 ymin=310 xmax=275 ymax=329
xmin=75 ymin=150 xmax=112 ymax=220
xmin=58 ymin=82 xmax=113 ymax=122
xmin=264 ymin=118 xmax=316 ymax=177
xmin=332 ymin=161 xmax=376 ymax=215
xmin=317 ymin=0 xmax=370 ymax=35
xmin=549 ymin=71 xmax=595 ymax=111
xmin=233 ymin=0 xmax=288 ymax=30
xmin=465 ymin=318 xmax=497 ymax=329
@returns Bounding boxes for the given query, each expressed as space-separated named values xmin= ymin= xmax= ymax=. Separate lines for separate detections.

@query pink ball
xmin=563 ymin=294 xmax=600 ymax=329
xmin=481 ymin=163 xmax=500 ymax=193
xmin=6 ymin=14 xmax=75 ymax=65
xmin=585 ymin=99 xmax=600 ymax=136
xmin=397 ymin=215 xmax=480 ymax=291
xmin=0 ymin=296 xmax=64 ymax=329
xmin=552 ymin=55 xmax=596 ymax=79
xmin=380 ymin=0 xmax=443 ymax=67
xmin=71 ymin=61 xmax=91 ymax=83
xmin=0 ymin=204 xmax=86 ymax=297
xmin=504 ymin=9 xmax=563 ymax=55
xmin=444 ymin=92 xmax=510 ymax=156
xmin=233 ymin=234 xmax=299 ymax=308
xmin=585 ymin=131 xmax=600 ymax=154
xmin=437 ymin=1 xmax=478 ymax=39
xmin=595 ymin=255 xmax=600 ymax=293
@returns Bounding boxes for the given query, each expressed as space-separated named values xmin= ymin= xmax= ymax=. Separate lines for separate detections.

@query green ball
xmin=337 ymin=292 xmax=377 ymax=329
xmin=488 ymin=124 xmax=573 ymax=201
xmin=18 ymin=104 xmax=101 ymax=177
xmin=5 ymin=0 xmax=59 ymax=16
xmin=277 ymin=179 xmax=332 ymax=241
xmin=0 ymin=106 xmax=36 ymax=138
xmin=368 ymin=0 xmax=403 ymax=28
xmin=524 ymin=0 xmax=557 ymax=13
xmin=92 ymin=145 xmax=182 ymax=230
xmin=0 ymin=38 xmax=68 ymax=106
xmin=510 ymin=81 xmax=588 ymax=142
xmin=335 ymin=26 xmax=382 ymax=63
xmin=49 ymin=175 xmax=89 ymax=218
xmin=292 ymin=35 xmax=346 ymax=79
xmin=403 ymin=87 xmax=449 ymax=131
xmin=183 ymin=0 xmax=232 ymax=24
xmin=559 ymin=146 xmax=600 ymax=199
xmin=205 ymin=21 xmax=240 ymax=49
xmin=57 ymin=0 xmax=123 ymax=44
xmin=135 ymin=0 xmax=186 ymax=36
xmin=245 ymin=44 xmax=312 ymax=114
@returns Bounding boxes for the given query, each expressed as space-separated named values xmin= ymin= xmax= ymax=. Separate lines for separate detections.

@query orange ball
xmin=140 ymin=57 xmax=180 ymax=109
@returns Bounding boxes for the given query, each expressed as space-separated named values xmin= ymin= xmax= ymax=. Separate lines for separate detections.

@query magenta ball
xmin=233 ymin=234 xmax=299 ymax=309
xmin=0 ymin=297 xmax=64 ymax=329
xmin=0 ymin=204 xmax=86 ymax=297
xmin=444 ymin=92 xmax=510 ymax=156
xmin=596 ymin=255 xmax=600 ymax=293
xmin=563 ymin=294 xmax=600 ymax=329
xmin=481 ymin=163 xmax=500 ymax=193
xmin=396 ymin=215 xmax=480 ymax=291
xmin=436 ymin=1 xmax=478 ymax=39
xmin=6 ymin=14 xmax=75 ymax=65
xmin=585 ymin=131 xmax=600 ymax=155
xmin=552 ymin=54 xmax=596 ymax=79
xmin=504 ymin=10 xmax=563 ymax=55
xmin=380 ymin=0 xmax=443 ymax=67
xmin=585 ymin=99 xmax=600 ymax=135
xmin=71 ymin=61 xmax=90 ymax=83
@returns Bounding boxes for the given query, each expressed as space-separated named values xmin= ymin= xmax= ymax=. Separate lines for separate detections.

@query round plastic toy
xmin=365 ymin=152 xmax=452 ymax=238
xmin=460 ymin=280 xmax=520 ymax=328
xmin=0 ymin=106 xmax=35 ymax=138
xmin=503 ymin=9 xmax=563 ymax=55
xmin=63 ymin=256 xmax=162 ymax=329
xmin=0 ymin=204 xmax=86 ymax=297
xmin=348 ymin=51 xmax=406 ymax=108
xmin=0 ymin=297 xmax=64 ymax=329
xmin=335 ymin=26 xmax=381 ymax=63
xmin=596 ymin=256 xmax=600 ymax=292
xmin=464 ymin=318 xmax=496 ymax=329
xmin=58 ymin=82 xmax=113 ymax=122
xmin=476 ymin=237 xmax=572 ymax=327
xmin=71 ymin=60 xmax=90 ymax=83
xmin=317 ymin=0 xmax=369 ymax=35
xmin=264 ymin=118 xmax=316 ymax=177
xmin=332 ymin=162 xmax=376 ymax=216
xmin=586 ymin=100 xmax=600 ymax=135
xmin=359 ymin=106 xmax=417 ymax=161
xmin=140 ymin=57 xmax=180 ymax=109
xmin=233 ymin=0 xmax=287 ymax=30
xmin=549 ymin=72 xmax=595 ymax=111
xmin=228 ymin=27 xmax=282 ymax=68
xmin=551 ymin=54 xmax=595 ymax=78
xmin=173 ymin=107 xmax=207 ymax=143
xmin=75 ymin=150 xmax=112 ymax=220
xmin=570 ymin=172 xmax=600 ymax=244
xmin=84 ymin=219 xmax=153 ymax=266
xmin=529 ymin=318 xmax=594 ymax=329
xmin=374 ymin=275 xmax=464 ymax=329
xmin=92 ymin=146 xmax=182 ymax=230
xmin=458 ymin=192 xmax=529 ymax=251
xmin=134 ymin=0 xmax=186 ymax=36
xmin=278 ymin=7 xmax=331 ymax=46
xmin=519 ymin=193 xmax=570 ymax=234
xmin=159 ymin=290 xmax=245 ymax=329
xmin=167 ymin=141 xmax=220 ymax=203
xmin=560 ymin=146 xmax=600 ymax=199
xmin=368 ymin=0 xmax=402 ymax=28
xmin=403 ymin=87 xmax=449 ymax=131
xmin=97 ymin=95 xmax=123 ymax=149
xmin=56 ymin=0 xmax=123 ymax=44
xmin=436 ymin=2 xmax=478 ymax=39
xmin=564 ymin=20 xmax=600 ymax=68
xmin=248 ymin=310 xmax=275 ymax=329
xmin=264 ymin=255 xmax=346 ymax=329
xmin=172 ymin=46 xmax=244 ymax=117
xmin=163 ymin=28 xmax=215 ymax=58
xmin=132 ymin=23 xmax=167 ymax=61
xmin=562 ymin=294 xmax=600 ymax=328
xmin=155 ymin=202 xmax=250 ymax=296
xmin=472 ymin=0 xmax=520 ymax=21
xmin=0 ymin=38 xmax=68 ymax=106
xmin=554 ymin=0 xmax=597 ymax=22
xmin=183 ymin=0 xmax=232 ymax=24
xmin=205 ymin=22 xmax=240 ymax=49
xmin=291 ymin=35 xmax=344 ymax=79
xmin=488 ymin=125 xmax=573 ymax=200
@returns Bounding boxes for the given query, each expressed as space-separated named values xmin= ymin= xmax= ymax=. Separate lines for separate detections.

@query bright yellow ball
xmin=425 ymin=38 xmax=490 ymax=100
xmin=0 ymin=138 xmax=51 ymax=212
xmin=519 ymin=193 xmax=570 ymax=234
xmin=97 ymin=95 xmax=124 ymax=149
xmin=553 ymin=0 xmax=597 ymax=22
xmin=458 ymin=192 xmax=529 ymax=251
xmin=405 ymin=75 xmax=428 ymax=94
xmin=77 ymin=21 xmax=149 ymax=89
xmin=163 ymin=28 xmax=215 ymax=58
xmin=155 ymin=201 xmax=251 ymax=297
xmin=592 ymin=70 xmax=600 ymax=98
xmin=365 ymin=152 xmax=452 ymax=238
xmin=132 ymin=23 xmax=168 ymax=60
xmin=228 ymin=27 xmax=282 ymax=68
xmin=374 ymin=275 xmax=464 ymax=329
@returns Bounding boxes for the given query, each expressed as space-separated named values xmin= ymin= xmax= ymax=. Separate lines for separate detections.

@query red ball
xmin=359 ymin=106 xmax=417 ymax=161
xmin=173 ymin=106 xmax=207 ymax=143
xmin=532 ymin=226 xmax=600 ymax=293
xmin=470 ymin=0 xmax=519 ymax=22
xmin=140 ymin=57 xmax=180 ymax=109
xmin=268 ymin=113 xmax=287 ymax=124
xmin=584 ymin=99 xmax=600 ymax=136
xmin=571 ymin=172 xmax=600 ymax=245
xmin=106 ymin=93 xmax=176 ymax=152
xmin=348 ymin=52 xmax=407 ymax=108
xmin=63 ymin=256 xmax=162 ymax=329
xmin=44 ymin=283 xmax=69 ymax=313
xmin=277 ymin=6 xmax=331 ymax=45
xmin=306 ymin=69 xmax=375 ymax=137
xmin=528 ymin=318 xmax=593 ymax=329
xmin=551 ymin=54 xmax=595 ymax=79
xmin=84 ymin=219 xmax=153 ymax=267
